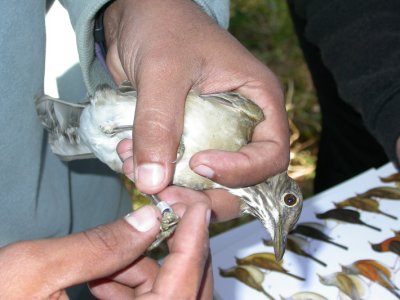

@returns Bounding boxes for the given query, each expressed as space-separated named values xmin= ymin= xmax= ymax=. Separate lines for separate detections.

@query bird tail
xmin=378 ymin=210 xmax=398 ymax=220
xmin=362 ymin=222 xmax=381 ymax=232
xmin=388 ymin=287 xmax=400 ymax=299
xmin=306 ymin=253 xmax=327 ymax=267
xmin=286 ymin=272 xmax=305 ymax=281
xmin=327 ymin=239 xmax=349 ymax=250
xmin=262 ymin=289 xmax=276 ymax=300
xmin=35 ymin=95 xmax=95 ymax=160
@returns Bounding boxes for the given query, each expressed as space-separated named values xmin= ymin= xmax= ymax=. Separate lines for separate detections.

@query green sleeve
xmin=59 ymin=0 xmax=230 ymax=94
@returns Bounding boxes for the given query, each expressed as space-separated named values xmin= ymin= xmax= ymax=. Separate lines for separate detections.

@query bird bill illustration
xmin=35 ymin=82 xmax=303 ymax=259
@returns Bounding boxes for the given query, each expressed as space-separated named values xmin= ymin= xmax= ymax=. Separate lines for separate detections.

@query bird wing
xmin=335 ymin=273 xmax=365 ymax=300
xmin=202 ymin=92 xmax=264 ymax=124
xmin=219 ymin=265 xmax=266 ymax=293
xmin=287 ymin=234 xmax=310 ymax=251
xmin=35 ymin=95 xmax=94 ymax=160
xmin=356 ymin=259 xmax=392 ymax=281
xmin=299 ymin=222 xmax=327 ymax=232
xmin=118 ymin=80 xmax=136 ymax=93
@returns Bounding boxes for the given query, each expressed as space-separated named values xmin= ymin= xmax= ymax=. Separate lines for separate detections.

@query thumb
xmin=33 ymin=206 xmax=160 ymax=292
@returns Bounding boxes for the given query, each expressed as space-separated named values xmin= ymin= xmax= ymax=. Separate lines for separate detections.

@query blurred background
xmin=45 ymin=0 xmax=320 ymax=235
xmin=229 ymin=0 xmax=319 ymax=196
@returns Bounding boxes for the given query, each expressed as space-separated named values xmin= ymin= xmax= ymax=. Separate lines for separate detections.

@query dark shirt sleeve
xmin=294 ymin=0 xmax=400 ymax=165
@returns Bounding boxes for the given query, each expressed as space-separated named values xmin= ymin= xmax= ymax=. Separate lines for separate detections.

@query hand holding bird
xmin=102 ymin=0 xmax=291 ymax=196
xmin=36 ymin=83 xmax=302 ymax=260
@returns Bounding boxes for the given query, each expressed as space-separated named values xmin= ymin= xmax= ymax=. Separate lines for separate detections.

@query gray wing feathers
xmin=35 ymin=95 xmax=95 ymax=160
xmin=118 ymin=80 xmax=136 ymax=93
xmin=202 ymin=93 xmax=265 ymax=125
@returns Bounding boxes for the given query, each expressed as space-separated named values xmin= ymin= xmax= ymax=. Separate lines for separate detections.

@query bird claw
xmin=145 ymin=196 xmax=180 ymax=251
xmin=147 ymin=209 xmax=180 ymax=251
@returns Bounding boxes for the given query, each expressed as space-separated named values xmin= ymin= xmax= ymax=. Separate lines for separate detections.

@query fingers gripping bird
xmin=35 ymin=82 xmax=303 ymax=260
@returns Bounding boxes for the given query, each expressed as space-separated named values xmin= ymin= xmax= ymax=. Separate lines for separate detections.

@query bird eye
xmin=283 ymin=193 xmax=298 ymax=207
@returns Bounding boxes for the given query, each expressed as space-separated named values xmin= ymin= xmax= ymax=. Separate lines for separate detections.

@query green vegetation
xmin=230 ymin=0 xmax=320 ymax=196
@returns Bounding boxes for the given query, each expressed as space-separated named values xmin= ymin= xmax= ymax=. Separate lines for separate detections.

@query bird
xmin=370 ymin=236 xmax=400 ymax=257
xmin=318 ymin=272 xmax=366 ymax=300
xmin=280 ymin=291 xmax=328 ymax=300
xmin=392 ymin=229 xmax=400 ymax=237
xmin=219 ymin=265 xmax=274 ymax=300
xmin=264 ymin=235 xmax=327 ymax=267
xmin=289 ymin=222 xmax=348 ymax=250
xmin=334 ymin=196 xmax=397 ymax=220
xmin=35 ymin=82 xmax=303 ymax=261
xmin=380 ymin=172 xmax=400 ymax=188
xmin=341 ymin=259 xmax=400 ymax=298
xmin=316 ymin=208 xmax=381 ymax=231
xmin=235 ymin=252 xmax=305 ymax=281
xmin=358 ymin=186 xmax=400 ymax=200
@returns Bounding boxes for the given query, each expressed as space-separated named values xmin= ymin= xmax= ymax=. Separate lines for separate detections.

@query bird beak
xmin=272 ymin=219 xmax=287 ymax=262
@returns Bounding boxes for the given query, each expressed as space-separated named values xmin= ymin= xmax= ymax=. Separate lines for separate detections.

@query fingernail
xmin=135 ymin=163 xmax=165 ymax=188
xmin=118 ymin=151 xmax=131 ymax=162
xmin=193 ymin=165 xmax=215 ymax=179
xmin=125 ymin=206 xmax=158 ymax=232
xmin=127 ymin=173 xmax=135 ymax=182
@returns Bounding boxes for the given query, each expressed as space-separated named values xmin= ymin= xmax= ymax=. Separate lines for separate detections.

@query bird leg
xmin=100 ymin=124 xmax=133 ymax=136
xmin=147 ymin=194 xmax=180 ymax=251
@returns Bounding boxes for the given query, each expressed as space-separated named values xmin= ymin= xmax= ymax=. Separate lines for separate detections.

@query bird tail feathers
xmin=35 ymin=95 xmax=95 ymax=161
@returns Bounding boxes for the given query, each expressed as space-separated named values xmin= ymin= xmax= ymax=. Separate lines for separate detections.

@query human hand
xmin=89 ymin=202 xmax=212 ymax=299
xmin=104 ymin=0 xmax=289 ymax=201
xmin=0 ymin=202 xmax=211 ymax=299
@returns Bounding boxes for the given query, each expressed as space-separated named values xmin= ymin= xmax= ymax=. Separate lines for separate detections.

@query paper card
xmin=211 ymin=163 xmax=400 ymax=300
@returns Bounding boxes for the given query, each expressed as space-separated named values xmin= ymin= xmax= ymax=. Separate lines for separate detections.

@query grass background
xmin=229 ymin=0 xmax=320 ymax=196
xmin=128 ymin=0 xmax=321 ymax=236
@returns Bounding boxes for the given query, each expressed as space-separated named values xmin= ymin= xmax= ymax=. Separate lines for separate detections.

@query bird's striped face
xmin=230 ymin=172 xmax=303 ymax=261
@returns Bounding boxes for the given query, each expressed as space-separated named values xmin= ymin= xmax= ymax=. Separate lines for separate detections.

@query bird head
xmin=369 ymin=241 xmax=381 ymax=252
xmin=231 ymin=172 xmax=303 ymax=261
xmin=340 ymin=263 xmax=356 ymax=275
xmin=317 ymin=274 xmax=328 ymax=285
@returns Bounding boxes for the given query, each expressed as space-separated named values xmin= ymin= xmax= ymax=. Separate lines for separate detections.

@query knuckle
xmin=135 ymin=110 xmax=181 ymax=147
xmin=83 ymin=225 xmax=122 ymax=257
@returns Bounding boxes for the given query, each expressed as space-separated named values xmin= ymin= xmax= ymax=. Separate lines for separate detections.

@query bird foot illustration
xmin=147 ymin=195 xmax=180 ymax=251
